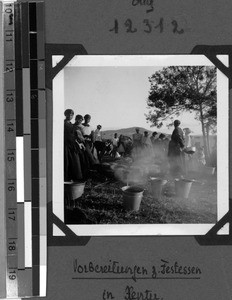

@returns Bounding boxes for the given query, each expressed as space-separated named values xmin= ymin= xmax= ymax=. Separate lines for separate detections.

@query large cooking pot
xmin=184 ymin=146 xmax=196 ymax=155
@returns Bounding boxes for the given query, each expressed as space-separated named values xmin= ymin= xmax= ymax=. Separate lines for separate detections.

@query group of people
xmin=109 ymin=129 xmax=170 ymax=159
xmin=64 ymin=109 xmax=100 ymax=181
xmin=131 ymin=128 xmax=169 ymax=160
xmin=64 ymin=109 xmax=207 ymax=182
xmin=123 ymin=121 xmax=207 ymax=177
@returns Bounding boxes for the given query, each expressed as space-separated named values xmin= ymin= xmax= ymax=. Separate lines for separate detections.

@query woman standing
xmin=64 ymin=109 xmax=84 ymax=181
xmin=74 ymin=114 xmax=97 ymax=168
xmin=82 ymin=114 xmax=95 ymax=148
xmin=183 ymin=128 xmax=193 ymax=148
xmin=94 ymin=125 xmax=105 ymax=161
xmin=132 ymin=128 xmax=143 ymax=159
xmin=94 ymin=125 xmax=102 ymax=142
xmin=183 ymin=127 xmax=194 ymax=173
xmin=112 ymin=133 xmax=119 ymax=158
xmin=168 ymin=120 xmax=185 ymax=177
xmin=117 ymin=135 xmax=126 ymax=157
xmin=142 ymin=131 xmax=153 ymax=157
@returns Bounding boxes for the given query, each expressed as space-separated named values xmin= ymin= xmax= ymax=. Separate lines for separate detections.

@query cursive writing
xmin=124 ymin=286 xmax=163 ymax=300
xmin=152 ymin=259 xmax=202 ymax=278
xmin=73 ymin=260 xmax=148 ymax=282
xmin=73 ymin=259 xmax=202 ymax=281
xmin=131 ymin=0 xmax=155 ymax=13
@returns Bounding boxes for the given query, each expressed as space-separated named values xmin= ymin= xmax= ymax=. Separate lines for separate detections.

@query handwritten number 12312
xmin=109 ymin=18 xmax=184 ymax=34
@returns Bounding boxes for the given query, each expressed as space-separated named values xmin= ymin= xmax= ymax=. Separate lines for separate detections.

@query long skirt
xmin=84 ymin=141 xmax=99 ymax=166
xmin=64 ymin=144 xmax=89 ymax=181
xmin=168 ymin=153 xmax=185 ymax=177
xmin=132 ymin=145 xmax=142 ymax=159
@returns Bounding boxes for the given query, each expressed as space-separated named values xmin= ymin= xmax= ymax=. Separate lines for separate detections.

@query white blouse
xmin=81 ymin=125 xmax=93 ymax=136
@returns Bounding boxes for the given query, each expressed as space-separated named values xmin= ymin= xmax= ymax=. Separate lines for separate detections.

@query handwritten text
xmin=73 ymin=259 xmax=202 ymax=282
xmin=109 ymin=18 xmax=185 ymax=35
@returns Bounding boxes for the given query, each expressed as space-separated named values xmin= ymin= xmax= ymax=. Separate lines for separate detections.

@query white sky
xmin=64 ymin=66 xmax=204 ymax=135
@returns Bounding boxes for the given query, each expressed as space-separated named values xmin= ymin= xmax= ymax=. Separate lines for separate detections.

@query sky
xmin=58 ymin=51 xmax=221 ymax=135
xmin=62 ymin=58 xmax=216 ymax=135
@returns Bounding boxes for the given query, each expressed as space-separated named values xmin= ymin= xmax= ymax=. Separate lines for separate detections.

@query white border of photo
xmin=52 ymin=55 xmax=229 ymax=236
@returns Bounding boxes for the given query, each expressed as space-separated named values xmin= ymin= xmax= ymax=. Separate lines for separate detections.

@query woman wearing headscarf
xmin=168 ymin=120 xmax=185 ymax=177
xmin=142 ymin=131 xmax=153 ymax=157
xmin=132 ymin=128 xmax=143 ymax=159
xmin=64 ymin=109 xmax=84 ymax=181
xmin=117 ymin=135 xmax=126 ymax=157
xmin=94 ymin=125 xmax=102 ymax=142
xmin=73 ymin=114 xmax=97 ymax=168
xmin=150 ymin=131 xmax=158 ymax=145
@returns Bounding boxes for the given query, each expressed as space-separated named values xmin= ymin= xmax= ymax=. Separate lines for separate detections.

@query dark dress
xmin=73 ymin=123 xmax=97 ymax=167
xmin=64 ymin=120 xmax=86 ymax=181
xmin=168 ymin=127 xmax=185 ymax=176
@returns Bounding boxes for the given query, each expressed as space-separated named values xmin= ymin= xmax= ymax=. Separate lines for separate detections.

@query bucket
xmin=175 ymin=179 xmax=193 ymax=199
xmin=150 ymin=177 xmax=167 ymax=200
xmin=121 ymin=186 xmax=144 ymax=211
xmin=64 ymin=182 xmax=86 ymax=200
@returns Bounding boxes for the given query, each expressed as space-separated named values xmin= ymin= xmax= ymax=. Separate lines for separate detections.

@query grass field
xmin=65 ymin=160 xmax=217 ymax=225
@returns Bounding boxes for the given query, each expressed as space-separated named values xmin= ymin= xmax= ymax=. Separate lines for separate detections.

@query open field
xmin=64 ymin=159 xmax=217 ymax=225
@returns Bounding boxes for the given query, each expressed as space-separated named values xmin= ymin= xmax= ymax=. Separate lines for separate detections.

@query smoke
xmin=112 ymin=146 xmax=164 ymax=186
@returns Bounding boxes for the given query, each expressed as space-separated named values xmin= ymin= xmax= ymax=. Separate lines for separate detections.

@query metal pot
xmin=184 ymin=146 xmax=196 ymax=154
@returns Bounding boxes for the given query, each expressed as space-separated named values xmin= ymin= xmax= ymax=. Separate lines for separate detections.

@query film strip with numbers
xmin=2 ymin=1 xmax=47 ymax=298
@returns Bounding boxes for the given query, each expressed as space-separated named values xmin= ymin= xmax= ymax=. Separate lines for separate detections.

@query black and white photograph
xmin=52 ymin=55 xmax=228 ymax=236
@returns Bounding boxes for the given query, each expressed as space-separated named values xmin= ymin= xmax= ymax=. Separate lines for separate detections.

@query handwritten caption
xmin=73 ymin=259 xmax=202 ymax=299
xmin=103 ymin=286 xmax=163 ymax=300
xmin=131 ymin=0 xmax=155 ymax=13
xmin=109 ymin=0 xmax=186 ymax=35
xmin=109 ymin=18 xmax=184 ymax=35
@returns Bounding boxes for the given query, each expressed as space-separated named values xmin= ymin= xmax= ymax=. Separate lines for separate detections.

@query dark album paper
xmin=5 ymin=0 xmax=232 ymax=299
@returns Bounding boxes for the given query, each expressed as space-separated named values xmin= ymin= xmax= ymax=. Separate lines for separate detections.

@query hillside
xmin=101 ymin=127 xmax=154 ymax=139
xmin=101 ymin=127 xmax=216 ymax=150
